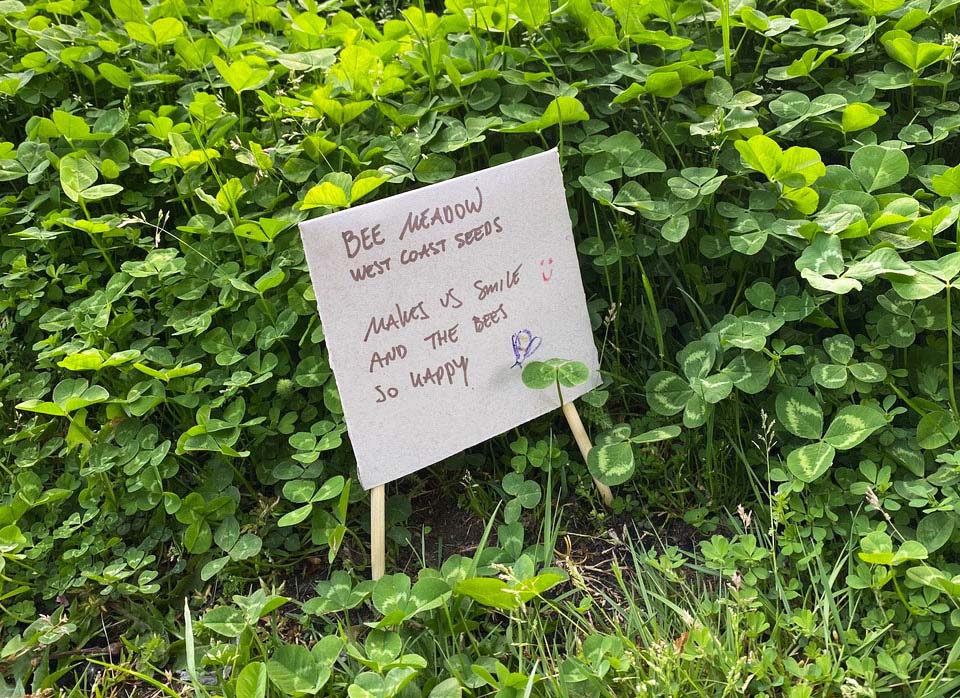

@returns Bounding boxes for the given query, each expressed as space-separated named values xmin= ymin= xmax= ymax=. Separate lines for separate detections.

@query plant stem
xmin=837 ymin=294 xmax=850 ymax=336
xmin=79 ymin=198 xmax=116 ymax=273
xmin=720 ymin=0 xmax=732 ymax=77
xmin=237 ymin=90 xmax=244 ymax=135
xmin=947 ymin=284 xmax=959 ymax=419
xmin=637 ymin=258 xmax=665 ymax=364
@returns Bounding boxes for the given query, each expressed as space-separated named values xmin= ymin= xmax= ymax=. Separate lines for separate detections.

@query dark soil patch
xmin=549 ymin=503 xmax=715 ymax=618
xmin=282 ymin=480 xmax=716 ymax=628
xmin=397 ymin=488 xmax=488 ymax=573
xmin=395 ymin=483 xmax=713 ymax=596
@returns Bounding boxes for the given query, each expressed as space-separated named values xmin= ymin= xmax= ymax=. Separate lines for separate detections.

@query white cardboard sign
xmin=299 ymin=149 xmax=600 ymax=489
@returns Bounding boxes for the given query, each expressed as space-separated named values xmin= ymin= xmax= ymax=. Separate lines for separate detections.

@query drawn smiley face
xmin=540 ymin=258 xmax=554 ymax=282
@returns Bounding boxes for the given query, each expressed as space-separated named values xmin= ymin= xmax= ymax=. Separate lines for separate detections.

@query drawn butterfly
xmin=511 ymin=329 xmax=542 ymax=368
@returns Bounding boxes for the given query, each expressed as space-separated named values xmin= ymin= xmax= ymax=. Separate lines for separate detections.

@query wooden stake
xmin=562 ymin=401 xmax=614 ymax=507
xmin=371 ymin=485 xmax=385 ymax=580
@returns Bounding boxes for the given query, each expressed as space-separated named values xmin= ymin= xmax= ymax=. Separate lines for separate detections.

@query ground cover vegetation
xmin=1 ymin=0 xmax=960 ymax=694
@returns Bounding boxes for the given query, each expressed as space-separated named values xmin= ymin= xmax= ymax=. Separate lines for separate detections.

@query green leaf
xmin=427 ymin=678 xmax=462 ymax=698
xmin=914 ymin=252 xmax=960 ymax=282
xmin=371 ymin=573 xmax=411 ymax=623
xmin=110 ymin=0 xmax=144 ymax=22
xmin=521 ymin=359 xmax=588 ymax=390
xmin=661 ymin=215 xmax=689 ymax=242
xmin=125 ymin=21 xmax=155 ymax=44
xmin=841 ymin=102 xmax=884 ymax=132
xmin=796 ymin=234 xmax=862 ymax=295
xmin=282 ymin=479 xmax=316 ymax=504
xmin=82 ymin=184 xmax=123 ymax=201
xmin=15 ymin=399 xmax=67 ymax=417
xmin=213 ymin=56 xmax=274 ymax=95
xmin=646 ymin=71 xmax=682 ymax=97
xmin=598 ymin=132 xmax=666 ymax=176
xmin=697 ymin=374 xmax=733 ymax=404
xmin=847 ymin=0 xmax=904 ymax=16
xmin=823 ymin=405 xmax=886 ymax=450
xmin=455 ymin=572 xmax=564 ymax=610
xmin=683 ymin=392 xmax=707 ymax=428
xmin=917 ymin=512 xmax=954 ymax=554
xmin=892 ymin=540 xmax=928 ymax=565
xmin=304 ymin=572 xmax=370 ymax=615
xmin=350 ymin=175 xmax=389 ymax=203
xmin=916 ymin=409 xmax=958 ymax=449
xmin=890 ymin=269 xmax=946 ymax=300
xmin=500 ymin=96 xmax=589 ymax=133
xmin=677 ymin=340 xmax=715 ymax=380
xmin=845 ymin=247 xmax=914 ymax=281
xmin=556 ymin=360 xmax=589 ymax=388
xmin=787 ymin=441 xmax=836 ymax=483
xmin=645 ymin=372 xmax=691 ymax=416
xmin=850 ymin=145 xmax=909 ymax=192
xmin=632 ymin=425 xmax=682 ymax=443
xmin=302 ymin=182 xmax=348 ymax=210
xmin=812 ymin=363 xmax=848 ymax=389
xmin=882 ymin=32 xmax=951 ymax=72
xmin=723 ymin=351 xmax=771 ymax=394
xmin=229 ymin=534 xmax=262 ymax=561
xmin=236 ymin=662 xmax=267 ymax=698
xmin=59 ymin=154 xmax=98 ymax=202
xmin=59 ymin=349 xmax=106 ymax=371
xmin=97 ymin=63 xmax=131 ymax=90
xmin=907 ymin=566 xmax=960 ymax=597
xmin=314 ymin=475 xmax=345 ymax=501
xmin=267 ymin=644 xmax=328 ymax=695
xmin=454 ymin=577 xmax=521 ymax=610
xmin=858 ymin=530 xmax=894 ymax=565
xmin=255 ymin=268 xmax=285 ymax=294
xmin=52 ymin=110 xmax=91 ymax=141
xmin=331 ymin=45 xmax=380 ymax=95
xmin=202 ymin=606 xmax=246 ymax=637
xmin=848 ymin=362 xmax=887 ymax=383
xmin=775 ymin=388 xmax=824 ymax=440
xmin=151 ymin=17 xmax=184 ymax=44
xmin=735 ymin=134 xmax=782 ymax=180
xmin=776 ymin=146 xmax=825 ymax=187
xmin=932 ymin=164 xmax=960 ymax=197
xmin=823 ymin=335 xmax=855 ymax=364
xmin=521 ymin=361 xmax=555 ymax=390
xmin=587 ymin=440 xmax=634 ymax=486
xmin=184 ymin=521 xmax=212 ymax=553
xmin=18 ymin=378 xmax=110 ymax=416
xmin=294 ymin=355 xmax=331 ymax=387
xmin=277 ymin=503 xmax=313 ymax=528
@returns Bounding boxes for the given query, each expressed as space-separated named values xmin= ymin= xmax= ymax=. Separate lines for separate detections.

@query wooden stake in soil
xmin=562 ymin=401 xmax=614 ymax=507
xmin=371 ymin=485 xmax=385 ymax=580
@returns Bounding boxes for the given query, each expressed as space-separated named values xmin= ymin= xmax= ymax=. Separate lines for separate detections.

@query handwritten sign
xmin=299 ymin=149 xmax=600 ymax=490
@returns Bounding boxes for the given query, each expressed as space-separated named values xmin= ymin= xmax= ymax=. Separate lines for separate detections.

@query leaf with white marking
xmin=587 ymin=441 xmax=634 ymax=486
xmin=646 ymin=371 xmax=691 ymax=416
xmin=823 ymin=405 xmax=886 ymax=450
xmin=787 ymin=441 xmax=836 ymax=483
xmin=775 ymin=388 xmax=823 ymax=439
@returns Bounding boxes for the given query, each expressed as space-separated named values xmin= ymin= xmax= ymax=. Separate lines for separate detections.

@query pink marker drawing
xmin=540 ymin=258 xmax=554 ymax=282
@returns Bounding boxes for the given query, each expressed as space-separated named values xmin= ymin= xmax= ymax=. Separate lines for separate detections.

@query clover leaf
xmin=586 ymin=423 xmax=681 ymax=486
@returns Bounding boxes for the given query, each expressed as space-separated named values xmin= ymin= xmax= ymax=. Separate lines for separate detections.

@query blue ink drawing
xmin=511 ymin=329 xmax=542 ymax=368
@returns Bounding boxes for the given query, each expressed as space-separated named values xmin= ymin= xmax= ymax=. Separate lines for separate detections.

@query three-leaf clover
xmin=812 ymin=334 xmax=887 ymax=390
xmin=587 ymin=424 xmax=681 ymax=486
xmin=278 ymin=475 xmax=345 ymax=527
xmin=501 ymin=472 xmax=541 ymax=524
xmin=521 ymin=358 xmax=590 ymax=402
xmin=645 ymin=339 xmax=732 ymax=427
xmin=776 ymin=388 xmax=888 ymax=482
